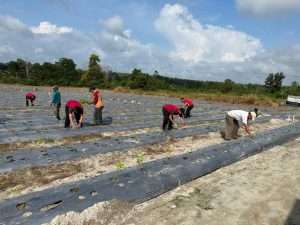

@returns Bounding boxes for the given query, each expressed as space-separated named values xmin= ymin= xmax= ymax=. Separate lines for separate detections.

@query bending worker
xmin=180 ymin=97 xmax=194 ymax=118
xmin=51 ymin=86 xmax=61 ymax=120
xmin=25 ymin=92 xmax=36 ymax=107
xmin=224 ymin=108 xmax=258 ymax=140
xmin=162 ymin=104 xmax=184 ymax=131
xmin=65 ymin=100 xmax=84 ymax=128
xmin=89 ymin=87 xmax=104 ymax=125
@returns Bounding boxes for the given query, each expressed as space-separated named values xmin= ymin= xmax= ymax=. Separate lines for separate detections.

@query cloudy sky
xmin=0 ymin=0 xmax=299 ymax=84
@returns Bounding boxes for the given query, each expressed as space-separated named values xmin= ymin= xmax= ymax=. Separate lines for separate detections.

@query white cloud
xmin=155 ymin=4 xmax=263 ymax=63
xmin=0 ymin=15 xmax=28 ymax=32
xmin=0 ymin=10 xmax=299 ymax=84
xmin=236 ymin=0 xmax=300 ymax=16
xmin=100 ymin=16 xmax=131 ymax=38
xmin=31 ymin=21 xmax=73 ymax=34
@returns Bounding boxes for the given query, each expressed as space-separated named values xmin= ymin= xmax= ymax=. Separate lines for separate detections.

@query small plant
xmin=79 ymin=99 xmax=90 ymax=105
xmin=136 ymin=153 xmax=144 ymax=165
xmin=115 ymin=161 xmax=126 ymax=170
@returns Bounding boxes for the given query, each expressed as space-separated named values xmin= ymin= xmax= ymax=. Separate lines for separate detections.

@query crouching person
xmin=65 ymin=100 xmax=84 ymax=128
xmin=25 ymin=92 xmax=36 ymax=106
xmin=162 ymin=104 xmax=185 ymax=131
xmin=180 ymin=97 xmax=194 ymax=118
xmin=224 ymin=108 xmax=258 ymax=140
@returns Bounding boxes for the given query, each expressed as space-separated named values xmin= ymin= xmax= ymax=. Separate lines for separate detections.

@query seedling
xmin=79 ymin=99 xmax=90 ymax=105
xmin=135 ymin=153 xmax=147 ymax=171
xmin=115 ymin=161 xmax=126 ymax=170
xmin=136 ymin=153 xmax=144 ymax=165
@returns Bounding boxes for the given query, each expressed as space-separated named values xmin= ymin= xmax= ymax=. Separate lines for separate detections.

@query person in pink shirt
xmin=25 ymin=92 xmax=36 ymax=107
xmin=162 ymin=104 xmax=184 ymax=131
xmin=64 ymin=100 xmax=84 ymax=128
xmin=180 ymin=97 xmax=194 ymax=118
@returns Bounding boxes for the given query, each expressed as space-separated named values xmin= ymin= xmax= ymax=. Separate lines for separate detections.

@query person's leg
xmin=93 ymin=108 xmax=98 ymax=125
xmin=162 ymin=109 xmax=169 ymax=130
xmin=74 ymin=111 xmax=80 ymax=124
xmin=56 ymin=103 xmax=61 ymax=120
xmin=225 ymin=115 xmax=234 ymax=140
xmin=31 ymin=97 xmax=35 ymax=106
xmin=186 ymin=105 xmax=193 ymax=118
xmin=168 ymin=115 xmax=174 ymax=130
xmin=180 ymin=108 xmax=185 ymax=118
xmin=94 ymin=108 xmax=100 ymax=125
xmin=26 ymin=97 xmax=29 ymax=107
xmin=99 ymin=106 xmax=103 ymax=123
xmin=232 ymin=119 xmax=240 ymax=138
xmin=64 ymin=106 xmax=70 ymax=128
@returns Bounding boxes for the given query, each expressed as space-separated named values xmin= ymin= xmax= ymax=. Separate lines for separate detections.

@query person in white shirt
xmin=224 ymin=108 xmax=258 ymax=140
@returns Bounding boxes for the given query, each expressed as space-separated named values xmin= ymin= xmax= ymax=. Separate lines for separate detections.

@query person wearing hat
xmin=224 ymin=108 xmax=258 ymax=140
xmin=162 ymin=104 xmax=185 ymax=131
xmin=51 ymin=86 xmax=61 ymax=120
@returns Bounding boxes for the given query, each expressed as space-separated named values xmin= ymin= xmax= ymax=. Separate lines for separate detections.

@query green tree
xmin=55 ymin=58 xmax=78 ymax=85
xmin=288 ymin=81 xmax=300 ymax=95
xmin=222 ymin=79 xmax=235 ymax=93
xmin=265 ymin=72 xmax=285 ymax=93
xmin=82 ymin=54 xmax=106 ymax=86
xmin=129 ymin=68 xmax=147 ymax=89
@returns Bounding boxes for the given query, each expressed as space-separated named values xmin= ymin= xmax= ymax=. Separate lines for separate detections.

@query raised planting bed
xmin=0 ymin=121 xmax=297 ymax=225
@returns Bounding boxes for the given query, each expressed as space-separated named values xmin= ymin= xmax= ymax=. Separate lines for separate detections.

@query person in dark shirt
xmin=64 ymin=100 xmax=84 ymax=128
xmin=25 ymin=92 xmax=36 ymax=107
xmin=162 ymin=104 xmax=184 ymax=131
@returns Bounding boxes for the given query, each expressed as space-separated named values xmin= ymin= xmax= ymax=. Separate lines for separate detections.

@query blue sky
xmin=0 ymin=0 xmax=299 ymax=83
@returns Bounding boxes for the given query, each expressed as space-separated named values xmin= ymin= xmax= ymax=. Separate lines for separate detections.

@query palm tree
xmin=89 ymin=54 xmax=100 ymax=67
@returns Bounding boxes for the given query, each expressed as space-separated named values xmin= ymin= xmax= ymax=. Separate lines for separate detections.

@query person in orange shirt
xmin=89 ymin=87 xmax=104 ymax=125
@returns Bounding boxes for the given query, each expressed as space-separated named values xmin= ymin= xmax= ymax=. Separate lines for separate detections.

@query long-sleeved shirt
xmin=51 ymin=91 xmax=61 ymax=105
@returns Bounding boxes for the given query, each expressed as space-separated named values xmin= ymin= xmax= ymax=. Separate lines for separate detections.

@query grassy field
xmin=112 ymin=87 xmax=282 ymax=107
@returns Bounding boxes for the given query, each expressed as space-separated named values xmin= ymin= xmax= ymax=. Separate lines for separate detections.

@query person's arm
xmin=178 ymin=116 xmax=186 ymax=127
xmin=169 ymin=114 xmax=177 ymax=126
xmin=69 ymin=113 xmax=75 ymax=128
xmin=242 ymin=124 xmax=251 ymax=135
xmin=184 ymin=104 xmax=188 ymax=115
xmin=50 ymin=92 xmax=55 ymax=105
xmin=78 ymin=114 xmax=84 ymax=128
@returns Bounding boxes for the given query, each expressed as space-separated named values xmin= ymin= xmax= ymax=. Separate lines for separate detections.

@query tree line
xmin=0 ymin=54 xmax=299 ymax=99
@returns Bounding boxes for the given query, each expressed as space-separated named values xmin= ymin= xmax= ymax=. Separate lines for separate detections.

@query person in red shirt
xmin=180 ymin=97 xmax=194 ymax=118
xmin=64 ymin=100 xmax=84 ymax=128
xmin=25 ymin=92 xmax=36 ymax=107
xmin=162 ymin=104 xmax=184 ymax=131
xmin=89 ymin=87 xmax=104 ymax=125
